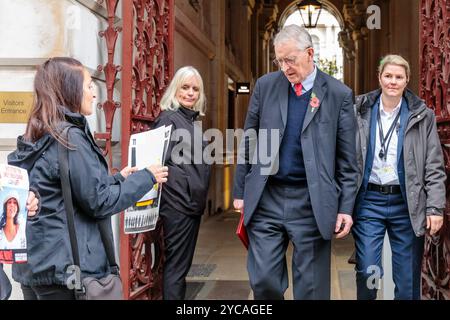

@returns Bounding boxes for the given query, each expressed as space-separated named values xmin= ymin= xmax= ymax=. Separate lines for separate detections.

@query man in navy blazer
xmin=233 ymin=25 xmax=358 ymax=300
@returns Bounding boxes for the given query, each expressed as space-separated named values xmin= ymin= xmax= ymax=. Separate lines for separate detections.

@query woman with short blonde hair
xmin=352 ymin=54 xmax=445 ymax=300
xmin=378 ymin=54 xmax=411 ymax=80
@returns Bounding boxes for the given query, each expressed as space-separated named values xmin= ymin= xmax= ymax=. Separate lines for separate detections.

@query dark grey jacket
xmin=8 ymin=109 xmax=155 ymax=286
xmin=355 ymin=88 xmax=446 ymax=236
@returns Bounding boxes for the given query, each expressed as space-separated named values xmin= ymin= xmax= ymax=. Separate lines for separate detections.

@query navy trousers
xmin=352 ymin=190 xmax=424 ymax=300
xmin=247 ymin=182 xmax=331 ymax=300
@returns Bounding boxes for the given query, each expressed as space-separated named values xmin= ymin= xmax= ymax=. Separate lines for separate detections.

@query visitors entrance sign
xmin=0 ymin=92 xmax=33 ymax=124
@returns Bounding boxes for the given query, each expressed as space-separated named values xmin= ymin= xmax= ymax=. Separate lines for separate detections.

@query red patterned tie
xmin=294 ymin=83 xmax=303 ymax=96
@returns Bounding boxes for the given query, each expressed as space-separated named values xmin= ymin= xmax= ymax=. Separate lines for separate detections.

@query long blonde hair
xmin=160 ymin=66 xmax=206 ymax=115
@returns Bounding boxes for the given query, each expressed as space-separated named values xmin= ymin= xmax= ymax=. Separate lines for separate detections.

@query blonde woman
xmin=353 ymin=54 xmax=446 ymax=300
xmin=153 ymin=66 xmax=211 ymax=300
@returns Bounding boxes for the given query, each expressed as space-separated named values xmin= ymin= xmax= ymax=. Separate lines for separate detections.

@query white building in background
xmin=0 ymin=0 xmax=122 ymax=159
xmin=284 ymin=9 xmax=343 ymax=81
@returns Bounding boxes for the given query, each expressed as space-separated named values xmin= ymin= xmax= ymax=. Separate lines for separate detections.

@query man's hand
xmin=335 ymin=213 xmax=353 ymax=239
xmin=233 ymin=199 xmax=244 ymax=213
xmin=427 ymin=215 xmax=443 ymax=236
xmin=26 ymin=191 xmax=39 ymax=218
xmin=120 ymin=166 xmax=139 ymax=179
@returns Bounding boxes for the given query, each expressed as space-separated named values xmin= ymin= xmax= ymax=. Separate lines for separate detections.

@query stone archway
xmin=278 ymin=1 xmax=345 ymax=82
xmin=277 ymin=0 xmax=345 ymax=30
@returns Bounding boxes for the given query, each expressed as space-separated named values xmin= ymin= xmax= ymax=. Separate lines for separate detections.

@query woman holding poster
xmin=8 ymin=57 xmax=169 ymax=300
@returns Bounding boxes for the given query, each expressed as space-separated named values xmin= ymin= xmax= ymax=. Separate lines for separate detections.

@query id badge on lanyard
xmin=378 ymin=162 xmax=397 ymax=185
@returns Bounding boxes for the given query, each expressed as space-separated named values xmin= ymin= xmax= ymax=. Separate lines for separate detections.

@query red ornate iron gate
xmin=96 ymin=0 xmax=174 ymax=300
xmin=420 ymin=0 xmax=450 ymax=300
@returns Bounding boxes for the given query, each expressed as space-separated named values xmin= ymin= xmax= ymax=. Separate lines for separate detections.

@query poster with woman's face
xmin=0 ymin=165 xmax=29 ymax=264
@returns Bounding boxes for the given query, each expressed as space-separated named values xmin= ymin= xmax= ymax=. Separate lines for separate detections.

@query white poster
xmin=0 ymin=164 xmax=29 ymax=264
xmin=124 ymin=125 xmax=172 ymax=234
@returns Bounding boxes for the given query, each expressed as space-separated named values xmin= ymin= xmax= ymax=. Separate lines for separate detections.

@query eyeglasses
xmin=273 ymin=56 xmax=298 ymax=68
xmin=273 ymin=47 xmax=312 ymax=69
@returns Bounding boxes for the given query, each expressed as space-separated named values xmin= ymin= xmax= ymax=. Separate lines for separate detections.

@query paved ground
xmin=186 ymin=210 xmax=357 ymax=300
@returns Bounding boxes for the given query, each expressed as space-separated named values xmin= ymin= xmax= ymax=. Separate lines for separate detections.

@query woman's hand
xmin=147 ymin=165 xmax=169 ymax=184
xmin=120 ymin=166 xmax=139 ymax=179
xmin=427 ymin=215 xmax=443 ymax=236
xmin=26 ymin=191 xmax=39 ymax=218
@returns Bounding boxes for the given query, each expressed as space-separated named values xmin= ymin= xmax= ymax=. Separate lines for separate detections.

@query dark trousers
xmin=21 ymin=284 xmax=75 ymax=300
xmin=161 ymin=209 xmax=201 ymax=300
xmin=247 ymin=182 xmax=331 ymax=300
xmin=352 ymin=190 xmax=424 ymax=300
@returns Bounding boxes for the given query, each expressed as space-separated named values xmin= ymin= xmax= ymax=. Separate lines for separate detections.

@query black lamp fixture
xmin=296 ymin=0 xmax=323 ymax=28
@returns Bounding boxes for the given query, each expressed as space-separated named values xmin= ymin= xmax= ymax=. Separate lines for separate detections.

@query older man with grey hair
xmin=233 ymin=24 xmax=358 ymax=300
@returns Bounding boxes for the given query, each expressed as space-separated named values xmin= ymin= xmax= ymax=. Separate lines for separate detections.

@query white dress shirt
xmin=369 ymin=97 xmax=403 ymax=185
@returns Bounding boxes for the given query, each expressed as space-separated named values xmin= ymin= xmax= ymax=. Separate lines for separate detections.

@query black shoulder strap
xmin=58 ymin=126 xmax=119 ymax=274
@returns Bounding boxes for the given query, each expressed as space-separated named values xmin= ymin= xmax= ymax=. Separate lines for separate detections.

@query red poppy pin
xmin=310 ymin=92 xmax=320 ymax=112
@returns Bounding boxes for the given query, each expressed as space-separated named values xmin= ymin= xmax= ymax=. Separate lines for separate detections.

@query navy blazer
xmin=233 ymin=69 xmax=358 ymax=240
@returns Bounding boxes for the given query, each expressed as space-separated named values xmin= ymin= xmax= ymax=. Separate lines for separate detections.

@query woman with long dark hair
xmin=8 ymin=57 xmax=168 ymax=300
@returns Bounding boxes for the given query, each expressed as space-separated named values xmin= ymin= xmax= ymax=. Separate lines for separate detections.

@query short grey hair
xmin=160 ymin=66 xmax=206 ymax=115
xmin=273 ymin=25 xmax=313 ymax=51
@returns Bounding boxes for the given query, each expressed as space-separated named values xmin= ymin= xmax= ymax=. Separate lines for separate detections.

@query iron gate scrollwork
xmin=97 ymin=0 xmax=174 ymax=300
xmin=120 ymin=0 xmax=174 ymax=300
xmin=420 ymin=0 xmax=450 ymax=300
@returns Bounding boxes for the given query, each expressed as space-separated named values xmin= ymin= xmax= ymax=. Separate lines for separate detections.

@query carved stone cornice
xmin=352 ymin=26 xmax=369 ymax=41
xmin=338 ymin=29 xmax=356 ymax=60
xmin=254 ymin=3 xmax=277 ymax=50
xmin=343 ymin=0 xmax=367 ymax=33
xmin=247 ymin=0 xmax=256 ymax=20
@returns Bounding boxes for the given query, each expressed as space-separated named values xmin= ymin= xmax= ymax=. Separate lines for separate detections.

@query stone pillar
xmin=341 ymin=0 xmax=355 ymax=91
xmin=338 ymin=28 xmax=356 ymax=90
xmin=343 ymin=0 xmax=368 ymax=95
xmin=260 ymin=4 xmax=278 ymax=75
xmin=210 ymin=0 xmax=227 ymax=212
xmin=352 ymin=27 xmax=369 ymax=95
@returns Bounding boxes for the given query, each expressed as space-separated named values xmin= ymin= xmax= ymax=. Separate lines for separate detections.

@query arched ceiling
xmin=277 ymin=0 xmax=345 ymax=29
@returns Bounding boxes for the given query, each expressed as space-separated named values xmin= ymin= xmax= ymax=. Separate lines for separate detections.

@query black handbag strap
xmin=58 ymin=126 xmax=119 ymax=274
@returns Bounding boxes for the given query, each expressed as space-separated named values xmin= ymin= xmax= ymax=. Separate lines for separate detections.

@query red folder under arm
xmin=236 ymin=210 xmax=249 ymax=250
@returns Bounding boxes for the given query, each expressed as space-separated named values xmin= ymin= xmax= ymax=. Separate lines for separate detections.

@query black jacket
xmin=8 ymin=109 xmax=155 ymax=286
xmin=153 ymin=107 xmax=211 ymax=216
